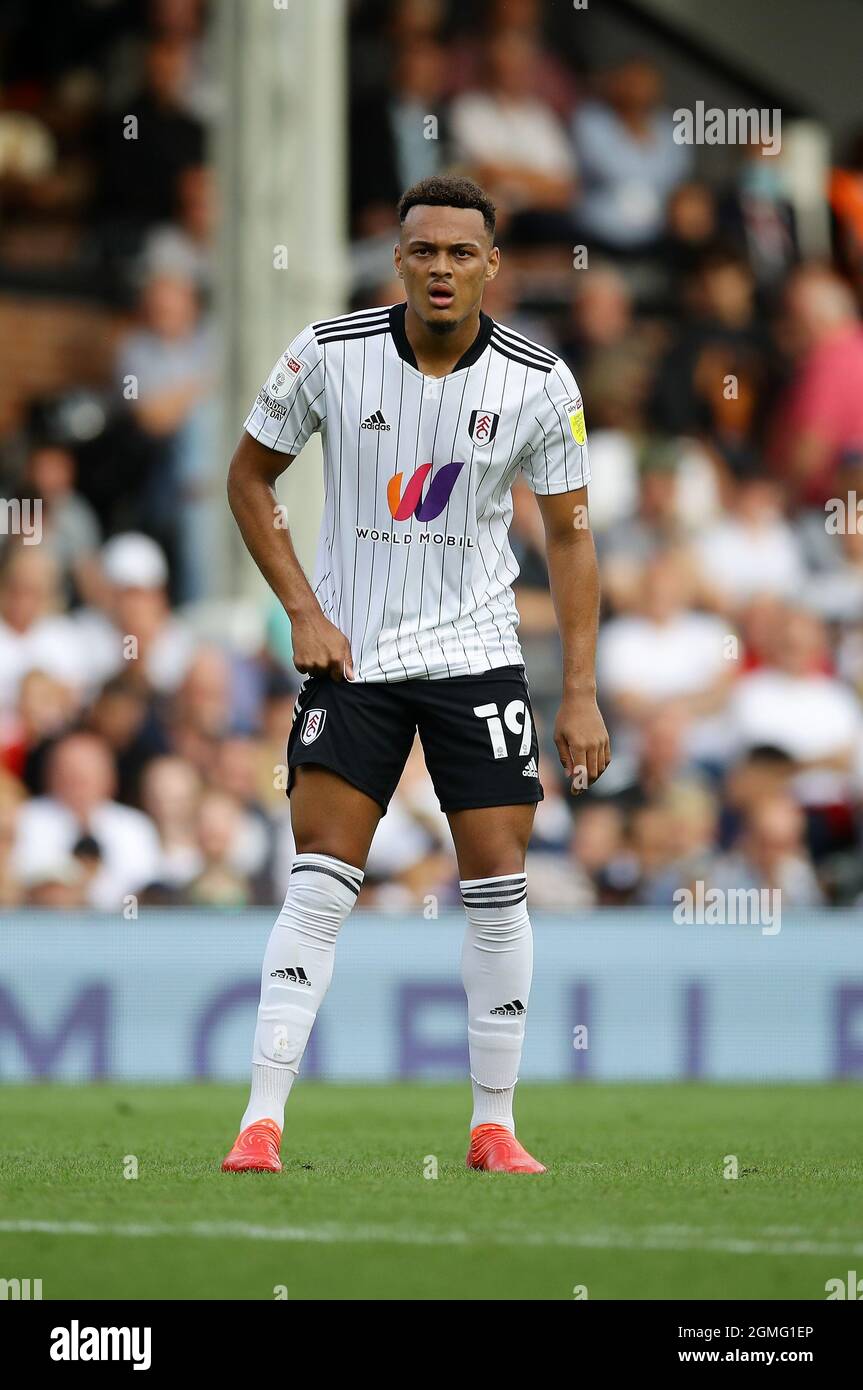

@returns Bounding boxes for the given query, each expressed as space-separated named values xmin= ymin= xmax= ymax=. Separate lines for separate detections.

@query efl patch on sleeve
xmin=566 ymin=398 xmax=586 ymax=446
xmin=267 ymin=353 xmax=304 ymax=400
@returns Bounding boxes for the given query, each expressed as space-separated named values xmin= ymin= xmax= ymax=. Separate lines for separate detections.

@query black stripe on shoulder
xmin=491 ymin=332 xmax=558 ymax=371
xmin=313 ymin=306 xmax=390 ymax=333
xmin=492 ymin=322 xmax=557 ymax=364
xmin=316 ymin=324 xmax=391 ymax=345
xmin=490 ymin=334 xmax=554 ymax=374
xmin=312 ymin=322 xmax=386 ymax=341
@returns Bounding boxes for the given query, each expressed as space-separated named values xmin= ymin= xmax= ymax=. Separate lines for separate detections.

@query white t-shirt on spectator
xmin=450 ymin=93 xmax=576 ymax=179
xmin=14 ymin=797 xmax=162 ymax=910
xmin=599 ymin=611 xmax=731 ymax=760
xmin=695 ymin=519 xmax=804 ymax=603
xmin=600 ymin=612 xmax=727 ymax=699
xmin=70 ymin=609 xmax=197 ymax=696
xmin=729 ymin=670 xmax=862 ymax=804
xmin=0 ymin=615 xmax=89 ymax=712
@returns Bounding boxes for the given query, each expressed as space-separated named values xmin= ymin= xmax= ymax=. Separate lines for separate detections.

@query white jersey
xmin=244 ymin=303 xmax=589 ymax=682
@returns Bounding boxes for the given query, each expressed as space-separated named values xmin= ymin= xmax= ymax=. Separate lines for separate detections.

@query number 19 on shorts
xmin=473 ymin=700 xmax=533 ymax=760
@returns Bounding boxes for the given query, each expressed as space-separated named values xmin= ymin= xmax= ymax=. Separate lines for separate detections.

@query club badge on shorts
xmin=468 ymin=409 xmax=500 ymax=446
xmin=301 ymin=709 xmax=327 ymax=745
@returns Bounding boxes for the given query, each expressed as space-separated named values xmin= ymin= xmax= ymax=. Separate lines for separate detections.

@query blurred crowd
xmin=1 ymin=0 xmax=863 ymax=912
xmin=0 ymin=0 xmax=216 ymax=597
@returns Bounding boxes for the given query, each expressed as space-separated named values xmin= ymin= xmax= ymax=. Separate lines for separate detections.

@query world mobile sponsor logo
xmin=354 ymin=461 xmax=474 ymax=546
xmin=387 ymin=461 xmax=465 ymax=521
xmin=355 ymin=527 xmax=474 ymax=547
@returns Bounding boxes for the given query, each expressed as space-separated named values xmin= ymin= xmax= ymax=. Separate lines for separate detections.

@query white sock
xmin=460 ymin=872 xmax=531 ymax=1136
xmin=240 ymin=852 xmax=363 ymax=1130
xmin=242 ymin=1062 xmax=296 ymax=1130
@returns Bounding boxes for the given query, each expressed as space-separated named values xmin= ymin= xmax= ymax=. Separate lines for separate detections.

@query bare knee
xmin=290 ymin=765 xmax=381 ymax=867
xmin=460 ymin=845 xmax=527 ymax=879
xmin=448 ymin=805 xmax=534 ymax=880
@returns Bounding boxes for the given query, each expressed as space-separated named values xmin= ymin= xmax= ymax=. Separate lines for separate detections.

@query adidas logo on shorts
xmin=522 ymin=757 xmax=538 ymax=778
xmin=270 ymin=967 xmax=311 ymax=985
xmin=361 ymin=410 xmax=390 ymax=430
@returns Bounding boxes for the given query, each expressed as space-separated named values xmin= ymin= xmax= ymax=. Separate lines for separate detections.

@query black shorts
xmin=286 ymin=665 xmax=544 ymax=813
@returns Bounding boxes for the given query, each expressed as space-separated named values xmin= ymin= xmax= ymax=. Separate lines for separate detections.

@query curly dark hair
xmin=397 ymin=175 xmax=496 ymax=238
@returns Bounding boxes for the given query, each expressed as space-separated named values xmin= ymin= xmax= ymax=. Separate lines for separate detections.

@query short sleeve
xmin=520 ymin=359 xmax=590 ymax=495
xmin=243 ymin=325 xmax=326 ymax=455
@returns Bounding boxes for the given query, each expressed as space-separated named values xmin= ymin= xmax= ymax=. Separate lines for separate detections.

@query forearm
xmin=227 ymin=460 xmax=319 ymax=620
xmin=544 ymin=528 xmax=600 ymax=694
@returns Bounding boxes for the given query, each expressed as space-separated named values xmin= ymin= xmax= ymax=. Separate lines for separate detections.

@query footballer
xmin=222 ymin=175 xmax=609 ymax=1175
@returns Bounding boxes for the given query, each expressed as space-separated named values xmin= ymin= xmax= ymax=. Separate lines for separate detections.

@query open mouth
xmin=428 ymin=285 xmax=454 ymax=308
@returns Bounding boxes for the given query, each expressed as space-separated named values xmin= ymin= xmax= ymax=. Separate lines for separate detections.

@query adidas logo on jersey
xmin=491 ymin=999 xmax=526 ymax=1016
xmin=522 ymin=757 xmax=539 ymax=778
xmin=270 ymin=967 xmax=311 ymax=985
xmin=361 ymin=410 xmax=390 ymax=431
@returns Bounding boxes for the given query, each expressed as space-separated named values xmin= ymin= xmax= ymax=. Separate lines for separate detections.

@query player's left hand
xmin=553 ymin=692 xmax=611 ymax=795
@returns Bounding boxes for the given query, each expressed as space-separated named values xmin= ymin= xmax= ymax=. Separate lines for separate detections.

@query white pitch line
xmin=1 ymin=1220 xmax=862 ymax=1258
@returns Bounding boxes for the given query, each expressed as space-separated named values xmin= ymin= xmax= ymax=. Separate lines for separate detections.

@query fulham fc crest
xmin=468 ymin=409 xmax=500 ymax=446
xmin=301 ymin=709 xmax=327 ymax=745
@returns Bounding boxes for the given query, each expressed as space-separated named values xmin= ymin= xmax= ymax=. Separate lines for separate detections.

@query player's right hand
xmin=291 ymin=612 xmax=355 ymax=681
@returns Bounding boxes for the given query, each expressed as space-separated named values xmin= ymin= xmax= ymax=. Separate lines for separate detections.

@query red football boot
xmin=466 ymin=1123 xmax=547 ymax=1174
xmin=221 ymin=1118 xmax=282 ymax=1173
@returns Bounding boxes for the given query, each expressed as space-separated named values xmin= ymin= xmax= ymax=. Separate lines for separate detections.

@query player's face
xmin=395 ymin=205 xmax=499 ymax=333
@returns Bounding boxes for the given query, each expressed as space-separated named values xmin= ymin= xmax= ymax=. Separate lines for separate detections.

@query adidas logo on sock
xmin=270 ymin=966 xmax=311 ymax=985
xmin=361 ymin=410 xmax=390 ymax=430
xmin=491 ymin=999 xmax=526 ymax=1016
xmin=522 ymin=757 xmax=538 ymax=778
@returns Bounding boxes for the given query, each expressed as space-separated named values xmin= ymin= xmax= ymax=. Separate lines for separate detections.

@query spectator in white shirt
xmin=13 ymin=731 xmax=161 ymax=910
xmin=72 ymin=532 xmax=197 ymax=698
xmin=450 ymin=31 xmax=576 ymax=234
xmin=694 ymin=477 xmax=805 ymax=614
xmin=728 ymin=606 xmax=862 ymax=808
xmin=0 ymin=545 xmax=87 ymax=714
xmin=598 ymin=550 xmax=735 ymax=763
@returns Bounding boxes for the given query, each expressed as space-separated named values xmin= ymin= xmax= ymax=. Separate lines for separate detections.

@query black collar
xmin=388 ymin=302 xmax=494 ymax=374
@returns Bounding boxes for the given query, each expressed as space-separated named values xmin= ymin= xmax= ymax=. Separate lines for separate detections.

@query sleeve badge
xmin=566 ymin=398 xmax=586 ymax=446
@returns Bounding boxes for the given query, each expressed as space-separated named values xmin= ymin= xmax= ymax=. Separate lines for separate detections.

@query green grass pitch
xmin=1 ymin=1082 xmax=861 ymax=1300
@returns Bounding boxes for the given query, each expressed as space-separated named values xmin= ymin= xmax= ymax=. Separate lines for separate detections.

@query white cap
xmin=102 ymin=532 xmax=168 ymax=589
